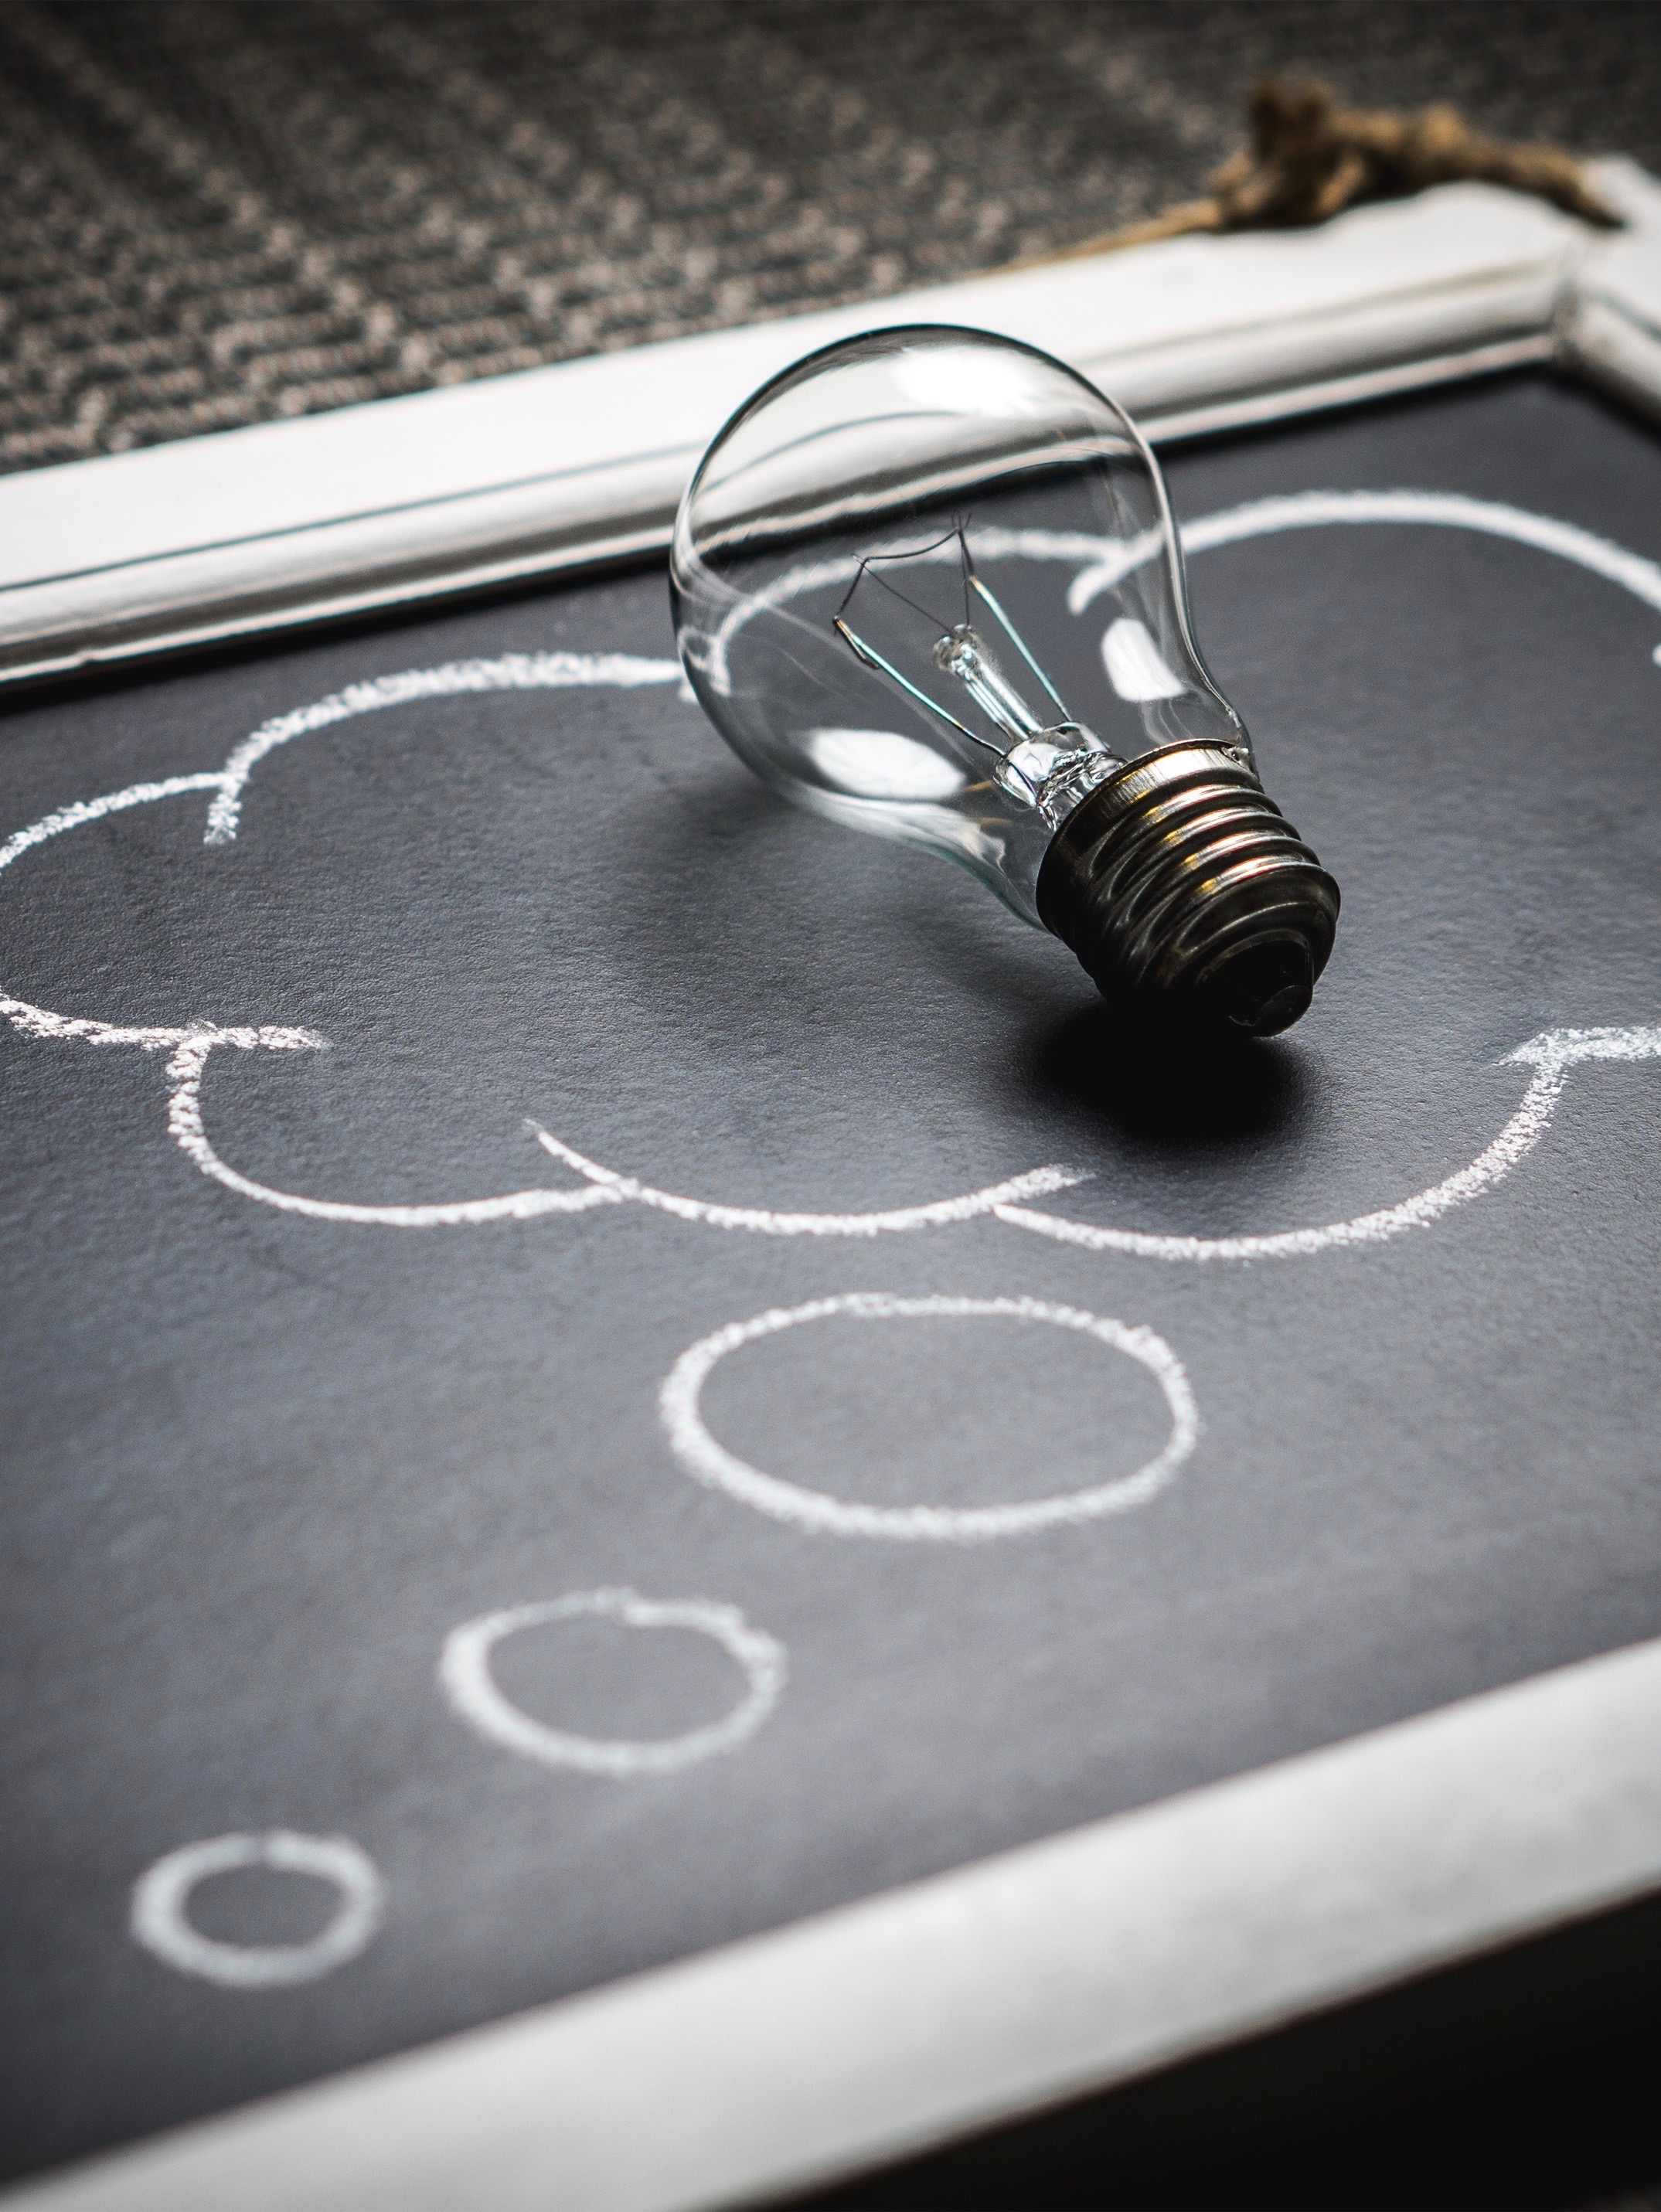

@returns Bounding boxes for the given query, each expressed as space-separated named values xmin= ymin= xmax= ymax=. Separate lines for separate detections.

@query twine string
xmin=1029 ymin=77 xmax=1621 ymax=265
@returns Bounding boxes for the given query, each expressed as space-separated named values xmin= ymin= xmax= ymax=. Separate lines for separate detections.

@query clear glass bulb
xmin=672 ymin=325 xmax=1338 ymax=1035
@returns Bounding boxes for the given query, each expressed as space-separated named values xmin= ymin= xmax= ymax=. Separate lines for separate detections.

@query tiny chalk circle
xmin=437 ymin=1588 xmax=787 ymax=1778
xmin=128 ymin=1831 xmax=385 ymax=1989
xmin=657 ymin=1294 xmax=1200 ymax=1541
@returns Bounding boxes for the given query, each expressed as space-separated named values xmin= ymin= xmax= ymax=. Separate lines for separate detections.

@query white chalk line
xmin=1068 ymin=489 xmax=1661 ymax=617
xmin=129 ymin=1830 xmax=384 ymax=1988
xmin=531 ymin=1126 xmax=1089 ymax=1237
xmin=0 ymin=775 xmax=244 ymax=1053
xmin=170 ymin=1046 xmax=1085 ymax=1230
xmin=165 ymin=1036 xmax=621 ymax=1226
xmin=0 ymin=774 xmax=625 ymax=1224
xmin=659 ymin=1293 xmax=1198 ymax=1540
xmin=0 ymin=771 xmax=223 ymax=877
xmin=0 ymin=662 xmax=703 ymax=1227
xmin=204 ymin=651 xmax=681 ymax=844
xmin=439 ymin=1588 xmax=786 ymax=1776
xmin=0 ymin=761 xmax=1091 ymax=1232
xmin=996 ymin=1026 xmax=1661 ymax=1261
xmin=186 ymin=1026 xmax=1661 ymax=1247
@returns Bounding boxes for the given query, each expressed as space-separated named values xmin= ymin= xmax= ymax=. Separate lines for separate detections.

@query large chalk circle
xmin=659 ymin=1291 xmax=1200 ymax=1540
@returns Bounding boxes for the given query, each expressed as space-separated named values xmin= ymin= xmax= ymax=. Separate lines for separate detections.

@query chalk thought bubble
xmin=3 ymin=499 xmax=1660 ymax=1261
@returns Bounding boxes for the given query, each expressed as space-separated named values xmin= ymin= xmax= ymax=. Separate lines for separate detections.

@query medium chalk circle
xmin=129 ymin=1831 xmax=384 ymax=1988
xmin=440 ymin=1588 xmax=786 ymax=1777
xmin=659 ymin=1293 xmax=1200 ymax=1540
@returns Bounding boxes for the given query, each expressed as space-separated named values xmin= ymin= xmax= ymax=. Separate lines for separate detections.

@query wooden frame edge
xmin=12 ymin=1634 xmax=1661 ymax=2212
xmin=3 ymin=169 xmax=1656 ymax=691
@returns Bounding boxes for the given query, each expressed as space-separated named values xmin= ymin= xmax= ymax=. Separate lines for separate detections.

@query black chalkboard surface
xmin=5 ymin=373 xmax=1661 ymax=2191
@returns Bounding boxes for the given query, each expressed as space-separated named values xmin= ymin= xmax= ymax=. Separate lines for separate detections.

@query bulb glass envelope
xmin=670 ymin=325 xmax=1247 ymax=922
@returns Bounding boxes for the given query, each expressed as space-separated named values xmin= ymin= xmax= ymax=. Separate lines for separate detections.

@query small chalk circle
xmin=128 ymin=1831 xmax=384 ymax=1988
xmin=439 ymin=1588 xmax=786 ymax=1777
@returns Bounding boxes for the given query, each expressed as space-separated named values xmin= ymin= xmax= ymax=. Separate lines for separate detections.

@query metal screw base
xmin=1035 ymin=742 xmax=1340 ymax=1037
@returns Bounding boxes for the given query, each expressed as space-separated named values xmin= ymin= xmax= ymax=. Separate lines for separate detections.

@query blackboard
xmin=5 ymin=371 xmax=1661 ymax=2192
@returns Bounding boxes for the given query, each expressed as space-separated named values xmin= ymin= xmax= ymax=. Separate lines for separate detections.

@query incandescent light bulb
xmin=671 ymin=325 xmax=1339 ymax=1036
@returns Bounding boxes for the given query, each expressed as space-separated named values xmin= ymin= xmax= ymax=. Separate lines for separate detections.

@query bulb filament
xmin=832 ymin=525 xmax=1119 ymax=826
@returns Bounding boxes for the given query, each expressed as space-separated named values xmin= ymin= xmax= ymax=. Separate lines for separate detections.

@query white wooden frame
xmin=2 ymin=158 xmax=1660 ymax=691
xmin=10 ymin=160 xmax=1661 ymax=2212
xmin=16 ymin=1639 xmax=1661 ymax=2212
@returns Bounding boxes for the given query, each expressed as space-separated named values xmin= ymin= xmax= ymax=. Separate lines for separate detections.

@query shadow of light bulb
xmin=1037 ymin=1001 xmax=1309 ymax=1141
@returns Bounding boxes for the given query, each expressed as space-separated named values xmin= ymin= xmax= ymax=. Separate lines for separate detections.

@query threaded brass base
xmin=1036 ymin=742 xmax=1339 ymax=1036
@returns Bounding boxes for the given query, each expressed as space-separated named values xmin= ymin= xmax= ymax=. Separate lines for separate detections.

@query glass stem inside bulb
xmin=833 ymin=535 xmax=1122 ymax=832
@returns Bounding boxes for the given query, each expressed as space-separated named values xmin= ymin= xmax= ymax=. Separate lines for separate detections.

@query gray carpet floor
xmin=2 ymin=0 xmax=1661 ymax=471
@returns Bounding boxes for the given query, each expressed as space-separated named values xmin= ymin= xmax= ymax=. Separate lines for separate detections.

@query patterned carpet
xmin=3 ymin=0 xmax=1661 ymax=472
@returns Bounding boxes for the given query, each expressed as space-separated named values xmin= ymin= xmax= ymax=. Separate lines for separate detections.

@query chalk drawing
xmin=203 ymin=652 xmax=682 ymax=846
xmin=0 ymin=662 xmax=684 ymax=1226
xmin=1069 ymin=490 xmax=1661 ymax=621
xmin=440 ymin=1588 xmax=785 ymax=1776
xmin=166 ymin=1035 xmax=619 ymax=1228
xmin=0 ymin=778 xmax=324 ymax=1060
xmin=4 ymin=503 xmax=1661 ymax=1251
xmin=530 ymin=1125 xmax=1086 ymax=1237
xmin=128 ymin=1830 xmax=384 ymax=1988
xmin=659 ymin=1294 xmax=1199 ymax=1540
xmin=0 ymin=666 xmax=1092 ymax=1234
xmin=998 ymin=1026 xmax=1661 ymax=1261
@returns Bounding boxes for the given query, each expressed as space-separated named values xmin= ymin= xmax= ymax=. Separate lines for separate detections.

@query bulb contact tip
xmin=1035 ymin=743 xmax=1339 ymax=1036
